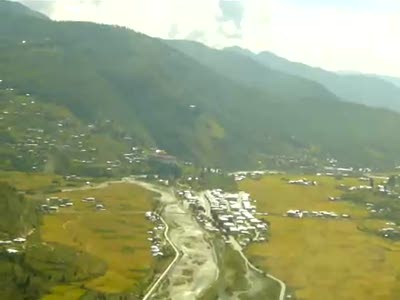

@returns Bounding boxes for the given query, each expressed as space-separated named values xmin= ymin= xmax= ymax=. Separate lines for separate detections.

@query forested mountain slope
xmin=166 ymin=40 xmax=337 ymax=103
xmin=1 ymin=1 xmax=400 ymax=169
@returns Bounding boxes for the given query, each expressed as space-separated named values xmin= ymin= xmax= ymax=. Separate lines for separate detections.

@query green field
xmin=0 ymin=171 xmax=66 ymax=192
xmin=40 ymin=183 xmax=160 ymax=298
xmin=240 ymin=175 xmax=400 ymax=300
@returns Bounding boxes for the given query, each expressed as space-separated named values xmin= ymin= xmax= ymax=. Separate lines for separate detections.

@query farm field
xmin=0 ymin=171 xmax=66 ymax=192
xmin=40 ymin=182 xmax=159 ymax=298
xmin=240 ymin=175 xmax=400 ymax=300
xmin=241 ymin=175 xmax=367 ymax=217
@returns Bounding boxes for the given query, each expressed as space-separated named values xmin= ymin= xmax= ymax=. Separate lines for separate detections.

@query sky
xmin=15 ymin=0 xmax=400 ymax=77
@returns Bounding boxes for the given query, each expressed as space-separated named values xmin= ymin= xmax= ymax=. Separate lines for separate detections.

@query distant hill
xmin=377 ymin=75 xmax=400 ymax=89
xmin=0 ymin=0 xmax=48 ymax=20
xmin=226 ymin=47 xmax=400 ymax=112
xmin=2 ymin=1 xmax=400 ymax=169
xmin=166 ymin=40 xmax=337 ymax=103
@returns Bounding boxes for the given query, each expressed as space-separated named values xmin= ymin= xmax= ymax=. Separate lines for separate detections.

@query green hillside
xmin=1 ymin=1 xmax=400 ymax=169
xmin=0 ymin=87 xmax=146 ymax=176
xmin=0 ymin=182 xmax=38 ymax=238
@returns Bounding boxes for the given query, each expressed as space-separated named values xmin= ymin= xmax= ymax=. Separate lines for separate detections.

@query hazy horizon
xmin=13 ymin=0 xmax=400 ymax=78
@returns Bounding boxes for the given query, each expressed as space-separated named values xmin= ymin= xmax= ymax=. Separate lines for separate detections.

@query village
xmin=0 ymin=84 xmax=155 ymax=176
xmin=144 ymin=211 xmax=168 ymax=258
xmin=177 ymin=188 xmax=269 ymax=247
xmin=0 ymin=236 xmax=27 ymax=255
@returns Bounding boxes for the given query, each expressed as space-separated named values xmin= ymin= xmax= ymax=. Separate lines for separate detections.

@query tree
xmin=387 ymin=176 xmax=397 ymax=188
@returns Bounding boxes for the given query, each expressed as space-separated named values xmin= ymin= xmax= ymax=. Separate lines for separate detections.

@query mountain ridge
xmin=224 ymin=46 xmax=400 ymax=112
xmin=0 ymin=0 xmax=49 ymax=20
xmin=2 ymin=1 xmax=400 ymax=169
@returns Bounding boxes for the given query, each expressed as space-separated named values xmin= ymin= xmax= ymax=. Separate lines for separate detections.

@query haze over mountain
xmin=225 ymin=46 xmax=400 ymax=112
xmin=2 ymin=1 xmax=400 ymax=169
xmin=166 ymin=40 xmax=339 ymax=104
xmin=0 ymin=0 xmax=48 ymax=20
xmin=14 ymin=0 xmax=400 ymax=79
xmin=376 ymin=75 xmax=400 ymax=89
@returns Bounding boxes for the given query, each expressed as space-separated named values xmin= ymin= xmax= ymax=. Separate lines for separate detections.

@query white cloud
xmin=16 ymin=0 xmax=400 ymax=76
xmin=262 ymin=1 xmax=400 ymax=76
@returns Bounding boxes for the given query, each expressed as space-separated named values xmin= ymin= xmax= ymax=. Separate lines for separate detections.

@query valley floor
xmin=240 ymin=175 xmax=400 ymax=300
xmin=7 ymin=170 xmax=399 ymax=300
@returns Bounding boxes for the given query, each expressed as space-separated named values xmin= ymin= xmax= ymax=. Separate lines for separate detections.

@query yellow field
xmin=241 ymin=175 xmax=367 ymax=217
xmin=41 ymin=183 xmax=158 ymax=297
xmin=41 ymin=285 xmax=86 ymax=300
xmin=240 ymin=175 xmax=400 ymax=300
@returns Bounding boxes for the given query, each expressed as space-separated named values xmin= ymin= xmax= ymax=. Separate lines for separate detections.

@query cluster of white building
xmin=0 ymin=237 xmax=27 ymax=255
xmin=288 ymin=179 xmax=317 ymax=186
xmin=316 ymin=165 xmax=373 ymax=177
xmin=286 ymin=209 xmax=350 ymax=219
xmin=379 ymin=223 xmax=400 ymax=239
xmin=40 ymin=195 xmax=108 ymax=213
xmin=40 ymin=196 xmax=74 ymax=213
xmin=1 ymin=85 xmax=145 ymax=173
xmin=145 ymin=211 xmax=165 ymax=257
xmin=348 ymin=185 xmax=373 ymax=191
xmin=122 ymin=147 xmax=144 ymax=165
xmin=81 ymin=197 xmax=106 ymax=211
xmin=204 ymin=189 xmax=268 ymax=245
xmin=231 ymin=171 xmax=266 ymax=182
xmin=376 ymin=184 xmax=400 ymax=198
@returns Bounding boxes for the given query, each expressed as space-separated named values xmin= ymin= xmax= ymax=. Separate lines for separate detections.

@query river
xmin=124 ymin=178 xmax=219 ymax=300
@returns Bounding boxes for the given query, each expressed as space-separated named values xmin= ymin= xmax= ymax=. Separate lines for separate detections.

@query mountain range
xmin=1 ymin=0 xmax=400 ymax=170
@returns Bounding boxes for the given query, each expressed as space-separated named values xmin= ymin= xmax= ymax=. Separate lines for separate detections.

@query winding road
xmin=142 ymin=215 xmax=180 ymax=300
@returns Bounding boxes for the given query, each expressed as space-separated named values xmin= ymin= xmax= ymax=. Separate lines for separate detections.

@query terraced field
xmin=240 ymin=175 xmax=400 ymax=300
xmin=40 ymin=183 xmax=160 ymax=298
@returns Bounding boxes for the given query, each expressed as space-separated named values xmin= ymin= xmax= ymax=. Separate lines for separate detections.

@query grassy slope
xmin=240 ymin=175 xmax=400 ymax=300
